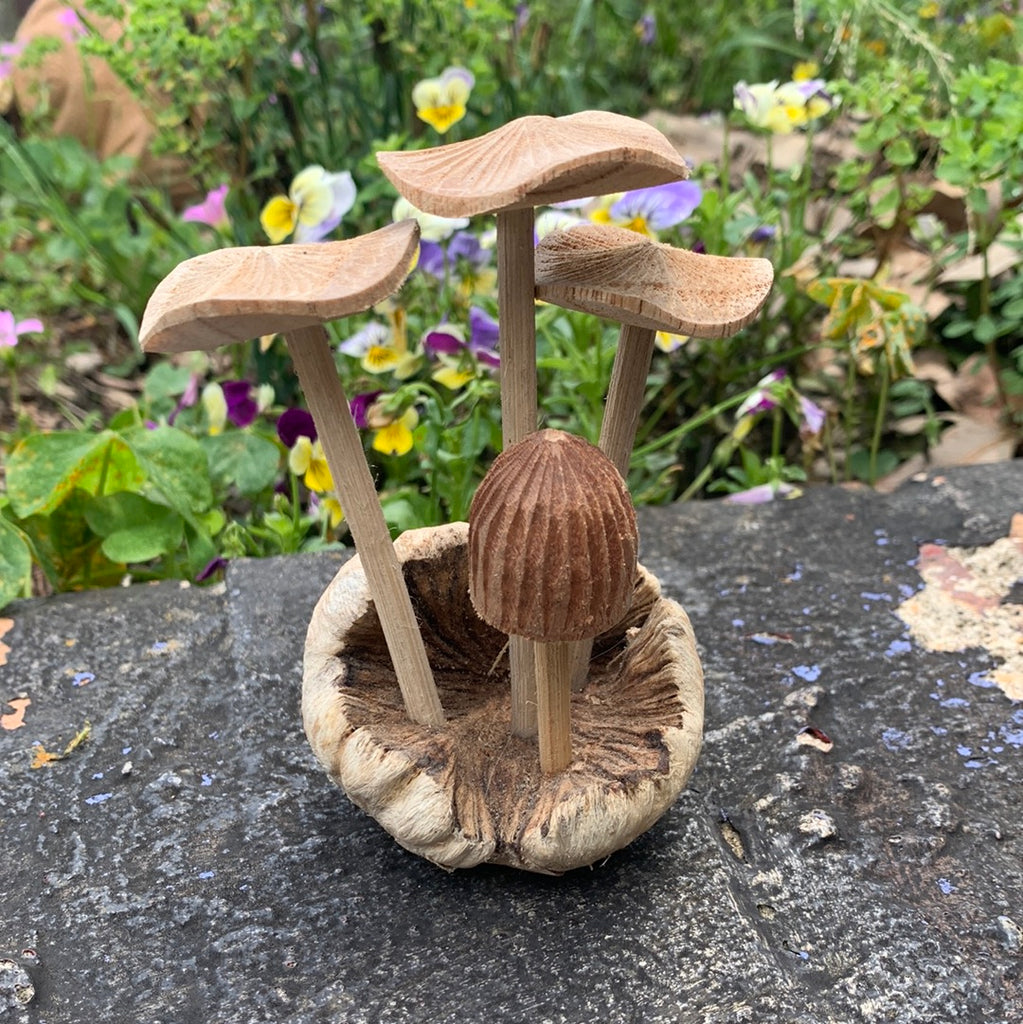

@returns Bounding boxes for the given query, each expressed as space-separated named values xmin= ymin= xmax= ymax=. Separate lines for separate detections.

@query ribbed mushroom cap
xmin=535 ymin=223 xmax=774 ymax=339
xmin=468 ymin=429 xmax=638 ymax=642
xmin=139 ymin=220 xmax=420 ymax=353
xmin=377 ymin=111 xmax=689 ymax=219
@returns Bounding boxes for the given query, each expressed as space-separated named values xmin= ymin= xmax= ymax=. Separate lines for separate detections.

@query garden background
xmin=1 ymin=0 xmax=1020 ymax=609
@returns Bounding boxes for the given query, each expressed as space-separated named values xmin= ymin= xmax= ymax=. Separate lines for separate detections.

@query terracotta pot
xmin=303 ymin=523 xmax=704 ymax=874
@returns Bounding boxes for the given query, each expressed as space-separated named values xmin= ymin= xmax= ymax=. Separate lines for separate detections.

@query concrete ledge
xmin=2 ymin=463 xmax=1021 ymax=1022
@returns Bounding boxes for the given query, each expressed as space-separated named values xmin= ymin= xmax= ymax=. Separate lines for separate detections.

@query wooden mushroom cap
xmin=535 ymin=222 xmax=775 ymax=338
xmin=377 ymin=111 xmax=690 ymax=218
xmin=139 ymin=220 xmax=420 ymax=353
xmin=303 ymin=522 xmax=705 ymax=874
xmin=468 ymin=430 xmax=638 ymax=643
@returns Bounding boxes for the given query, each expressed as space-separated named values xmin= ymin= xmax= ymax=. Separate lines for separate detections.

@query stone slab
xmin=2 ymin=463 xmax=1021 ymax=1023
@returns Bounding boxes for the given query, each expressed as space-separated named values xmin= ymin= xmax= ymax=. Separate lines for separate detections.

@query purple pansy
xmin=222 ymin=381 xmax=259 ymax=428
xmin=469 ymin=306 xmax=500 ymax=367
xmin=736 ymin=369 xmax=787 ymax=419
xmin=277 ymin=408 xmax=316 ymax=447
xmin=349 ymin=391 xmax=382 ymax=429
xmin=610 ymin=180 xmax=703 ymax=233
xmin=418 ymin=230 xmax=490 ymax=280
xmin=182 ymin=184 xmax=230 ymax=228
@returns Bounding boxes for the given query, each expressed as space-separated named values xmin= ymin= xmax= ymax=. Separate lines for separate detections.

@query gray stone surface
xmin=2 ymin=463 xmax=1021 ymax=1023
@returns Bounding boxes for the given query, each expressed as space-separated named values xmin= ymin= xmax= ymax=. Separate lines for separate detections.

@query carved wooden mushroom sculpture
xmin=468 ymin=429 xmax=638 ymax=773
xmin=138 ymin=220 xmax=445 ymax=727
xmin=379 ymin=111 xmax=691 ymax=738
xmin=536 ymin=223 xmax=774 ymax=684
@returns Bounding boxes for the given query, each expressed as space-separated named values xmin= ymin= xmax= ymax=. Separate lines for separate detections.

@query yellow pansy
xmin=320 ymin=496 xmax=344 ymax=529
xmin=371 ymin=408 xmax=420 ymax=457
xmin=259 ymin=166 xmax=356 ymax=244
xmin=288 ymin=436 xmax=334 ymax=493
xmin=433 ymin=365 xmax=476 ymax=390
xmin=792 ymin=61 xmax=820 ymax=82
xmin=655 ymin=331 xmax=689 ymax=354
xmin=412 ymin=66 xmax=474 ymax=134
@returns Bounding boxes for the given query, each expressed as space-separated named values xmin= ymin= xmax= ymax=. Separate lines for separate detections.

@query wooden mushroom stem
xmin=534 ymin=640 xmax=573 ymax=773
xmin=497 ymin=207 xmax=540 ymax=739
xmin=287 ymin=325 xmax=445 ymax=728
xmin=567 ymin=322 xmax=656 ymax=689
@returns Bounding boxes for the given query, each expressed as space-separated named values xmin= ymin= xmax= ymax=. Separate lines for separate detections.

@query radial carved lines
xmin=377 ymin=111 xmax=690 ymax=218
xmin=139 ymin=221 xmax=419 ymax=353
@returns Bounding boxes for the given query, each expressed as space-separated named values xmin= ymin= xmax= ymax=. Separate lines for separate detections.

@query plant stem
xmin=868 ymin=357 xmax=890 ymax=487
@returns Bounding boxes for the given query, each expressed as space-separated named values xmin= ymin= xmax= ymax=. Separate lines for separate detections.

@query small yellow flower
xmin=371 ymin=407 xmax=419 ymax=457
xmin=259 ymin=166 xmax=356 ymax=244
xmin=433 ymin=364 xmax=476 ymax=390
xmin=288 ymin=436 xmax=334 ymax=493
xmin=320 ymin=496 xmax=344 ymax=529
xmin=792 ymin=61 xmax=820 ymax=82
xmin=201 ymin=382 xmax=227 ymax=435
xmin=917 ymin=2 xmax=939 ymax=19
xmin=655 ymin=331 xmax=689 ymax=354
xmin=412 ymin=67 xmax=474 ymax=134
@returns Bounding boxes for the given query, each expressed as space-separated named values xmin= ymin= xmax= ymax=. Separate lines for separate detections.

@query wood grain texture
xmin=467 ymin=429 xmax=637 ymax=643
xmin=139 ymin=221 xmax=420 ymax=353
xmin=535 ymin=222 xmax=774 ymax=338
xmin=303 ymin=523 xmax=705 ymax=874
xmin=377 ymin=111 xmax=689 ymax=218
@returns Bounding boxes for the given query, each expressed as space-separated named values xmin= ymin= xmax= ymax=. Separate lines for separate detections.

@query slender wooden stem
xmin=286 ymin=325 xmax=444 ymax=728
xmin=534 ymin=640 xmax=573 ymax=773
xmin=569 ymin=322 xmax=656 ymax=689
xmin=497 ymin=207 xmax=539 ymax=737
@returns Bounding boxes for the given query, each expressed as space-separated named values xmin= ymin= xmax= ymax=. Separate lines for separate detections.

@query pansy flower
xmin=417 ymin=229 xmax=490 ymax=281
xmin=0 ymin=40 xmax=25 ymax=80
xmin=260 ymin=166 xmax=357 ymax=244
xmin=288 ymin=435 xmax=333 ymax=492
xmin=412 ymin=66 xmax=474 ymax=134
xmin=183 ymin=184 xmax=230 ymax=230
xmin=655 ymin=331 xmax=689 ymax=354
xmin=221 ymin=380 xmax=259 ymax=428
xmin=277 ymin=407 xmax=316 ymax=447
xmin=0 ymin=310 xmax=43 ymax=347
xmin=201 ymin=382 xmax=228 ymax=435
xmin=393 ymin=196 xmax=469 ymax=242
xmin=607 ymin=180 xmax=703 ymax=238
xmin=365 ymin=399 xmax=420 ymax=457
xmin=340 ymin=309 xmax=420 ymax=379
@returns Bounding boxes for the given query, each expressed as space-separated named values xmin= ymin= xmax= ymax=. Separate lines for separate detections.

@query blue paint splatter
xmin=882 ymin=728 xmax=912 ymax=751
xmin=967 ymin=671 xmax=997 ymax=689
xmin=940 ymin=697 xmax=970 ymax=709
xmin=122 ymin=746 xmax=132 ymax=755
xmin=151 ymin=640 xmax=169 ymax=653
xmin=786 ymin=565 xmax=804 ymax=582
xmin=964 ymin=759 xmax=997 ymax=769
xmin=957 ymin=745 xmax=972 ymax=757
xmin=860 ymin=591 xmax=892 ymax=602
xmin=898 ymin=583 xmax=918 ymax=598
xmin=931 ymin=726 xmax=948 ymax=736
xmin=201 ymin=773 xmax=214 ymax=787
xmin=85 ymin=793 xmax=113 ymax=805
xmin=793 ymin=664 xmax=822 ymax=682
xmin=874 ymin=529 xmax=889 ymax=547
xmin=72 ymin=671 xmax=95 ymax=687
xmin=91 ymin=771 xmax=104 ymax=780
xmin=198 ymin=871 xmax=215 ymax=880
xmin=1000 ymin=726 xmax=1023 ymax=748
xmin=885 ymin=639 xmax=913 ymax=658
xmin=938 ymin=878 xmax=957 ymax=895
xmin=732 ymin=618 xmax=745 ymax=628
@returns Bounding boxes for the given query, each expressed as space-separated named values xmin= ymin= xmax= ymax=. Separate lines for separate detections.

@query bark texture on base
xmin=303 ymin=523 xmax=704 ymax=874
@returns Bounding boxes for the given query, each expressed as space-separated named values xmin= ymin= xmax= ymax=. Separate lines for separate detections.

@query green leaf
xmin=84 ymin=493 xmax=184 ymax=563
xmin=201 ymin=432 xmax=282 ymax=496
xmin=122 ymin=426 xmax=213 ymax=517
xmin=5 ymin=431 xmax=144 ymax=518
xmin=884 ymin=137 xmax=917 ymax=168
xmin=0 ymin=518 xmax=33 ymax=609
xmin=973 ymin=315 xmax=997 ymax=345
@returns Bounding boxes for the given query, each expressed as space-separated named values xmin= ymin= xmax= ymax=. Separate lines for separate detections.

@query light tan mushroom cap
xmin=377 ymin=111 xmax=690 ymax=218
xmin=468 ymin=429 xmax=638 ymax=642
xmin=138 ymin=220 xmax=420 ymax=353
xmin=535 ymin=222 xmax=775 ymax=338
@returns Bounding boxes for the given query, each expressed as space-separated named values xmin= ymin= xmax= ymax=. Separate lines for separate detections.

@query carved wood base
xmin=303 ymin=523 xmax=705 ymax=874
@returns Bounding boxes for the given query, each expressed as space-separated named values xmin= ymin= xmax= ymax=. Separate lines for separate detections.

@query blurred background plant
xmin=1 ymin=0 xmax=1020 ymax=607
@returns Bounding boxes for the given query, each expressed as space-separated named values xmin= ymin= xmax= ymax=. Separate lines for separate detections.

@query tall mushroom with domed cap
xmin=535 ymin=222 xmax=774 ymax=685
xmin=378 ymin=111 xmax=691 ymax=737
xmin=138 ymin=220 xmax=445 ymax=729
xmin=468 ymin=429 xmax=638 ymax=773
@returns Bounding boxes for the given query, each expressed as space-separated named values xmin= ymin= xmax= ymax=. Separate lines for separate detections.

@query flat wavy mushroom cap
xmin=468 ymin=429 xmax=638 ymax=773
xmin=139 ymin=220 xmax=446 ymax=729
xmin=379 ymin=111 xmax=691 ymax=739
xmin=535 ymin=222 xmax=774 ymax=686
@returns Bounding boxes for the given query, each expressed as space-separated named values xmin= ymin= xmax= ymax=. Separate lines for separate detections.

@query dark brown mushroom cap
xmin=377 ymin=111 xmax=690 ymax=219
xmin=139 ymin=220 xmax=420 ymax=353
xmin=468 ymin=429 xmax=638 ymax=642
xmin=535 ymin=222 xmax=775 ymax=338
